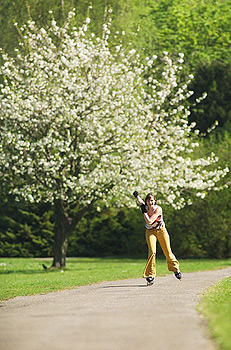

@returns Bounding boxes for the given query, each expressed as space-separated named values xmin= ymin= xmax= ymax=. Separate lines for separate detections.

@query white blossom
xmin=0 ymin=11 xmax=229 ymax=209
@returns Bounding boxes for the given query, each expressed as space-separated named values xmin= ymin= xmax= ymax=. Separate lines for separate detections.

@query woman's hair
xmin=145 ymin=193 xmax=157 ymax=205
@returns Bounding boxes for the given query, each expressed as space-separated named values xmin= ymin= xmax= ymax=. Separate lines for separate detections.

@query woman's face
xmin=146 ymin=196 xmax=155 ymax=208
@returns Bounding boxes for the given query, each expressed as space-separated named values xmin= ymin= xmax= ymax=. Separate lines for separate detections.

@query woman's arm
xmin=136 ymin=195 xmax=145 ymax=206
xmin=143 ymin=207 xmax=161 ymax=225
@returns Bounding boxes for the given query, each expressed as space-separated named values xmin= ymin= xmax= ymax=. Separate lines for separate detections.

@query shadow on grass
xmin=0 ymin=264 xmax=112 ymax=275
xmin=0 ymin=269 xmax=53 ymax=275
xmin=0 ymin=266 xmax=94 ymax=275
xmin=1 ymin=258 xmax=230 ymax=276
xmin=0 ymin=257 xmax=146 ymax=275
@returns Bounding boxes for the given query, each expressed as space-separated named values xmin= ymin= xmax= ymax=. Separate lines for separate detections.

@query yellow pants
xmin=143 ymin=226 xmax=179 ymax=278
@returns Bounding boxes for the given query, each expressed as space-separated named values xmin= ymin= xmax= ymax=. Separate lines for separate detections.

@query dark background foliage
xmin=0 ymin=0 xmax=231 ymax=259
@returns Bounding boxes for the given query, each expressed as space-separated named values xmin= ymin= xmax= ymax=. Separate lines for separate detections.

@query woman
xmin=133 ymin=191 xmax=181 ymax=286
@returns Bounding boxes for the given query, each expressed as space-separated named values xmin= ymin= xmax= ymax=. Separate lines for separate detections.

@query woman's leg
xmin=143 ymin=229 xmax=157 ymax=278
xmin=156 ymin=227 xmax=179 ymax=272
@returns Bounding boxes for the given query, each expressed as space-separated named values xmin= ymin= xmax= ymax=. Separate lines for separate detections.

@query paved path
xmin=0 ymin=267 xmax=231 ymax=350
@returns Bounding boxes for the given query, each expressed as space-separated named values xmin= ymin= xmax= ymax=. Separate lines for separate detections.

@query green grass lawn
xmin=1 ymin=257 xmax=231 ymax=350
xmin=0 ymin=257 xmax=231 ymax=301
xmin=198 ymin=276 xmax=231 ymax=350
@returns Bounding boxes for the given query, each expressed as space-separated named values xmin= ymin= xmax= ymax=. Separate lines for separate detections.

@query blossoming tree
xmin=0 ymin=10 xmax=228 ymax=267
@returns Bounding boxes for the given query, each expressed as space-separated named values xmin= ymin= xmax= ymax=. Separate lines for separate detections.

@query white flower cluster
xmin=0 ymin=10 xmax=229 ymax=209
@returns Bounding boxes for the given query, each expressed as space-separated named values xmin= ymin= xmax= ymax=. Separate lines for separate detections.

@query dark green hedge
xmin=166 ymin=188 xmax=231 ymax=259
xmin=1 ymin=187 xmax=230 ymax=259
xmin=0 ymin=196 xmax=54 ymax=257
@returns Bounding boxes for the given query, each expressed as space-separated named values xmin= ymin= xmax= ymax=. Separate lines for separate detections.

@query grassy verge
xmin=198 ymin=277 xmax=231 ymax=350
xmin=0 ymin=257 xmax=231 ymax=301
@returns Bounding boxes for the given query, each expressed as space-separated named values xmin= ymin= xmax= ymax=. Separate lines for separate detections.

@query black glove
xmin=140 ymin=204 xmax=148 ymax=213
xmin=133 ymin=191 xmax=139 ymax=198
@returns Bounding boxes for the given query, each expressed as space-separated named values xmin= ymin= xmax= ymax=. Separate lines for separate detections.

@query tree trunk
xmin=52 ymin=199 xmax=70 ymax=268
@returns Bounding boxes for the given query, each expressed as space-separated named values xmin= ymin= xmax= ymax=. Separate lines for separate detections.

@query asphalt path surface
xmin=0 ymin=267 xmax=231 ymax=350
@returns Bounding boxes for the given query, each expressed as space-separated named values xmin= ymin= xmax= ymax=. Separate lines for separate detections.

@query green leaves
xmin=188 ymin=61 xmax=231 ymax=134
xmin=0 ymin=197 xmax=54 ymax=257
